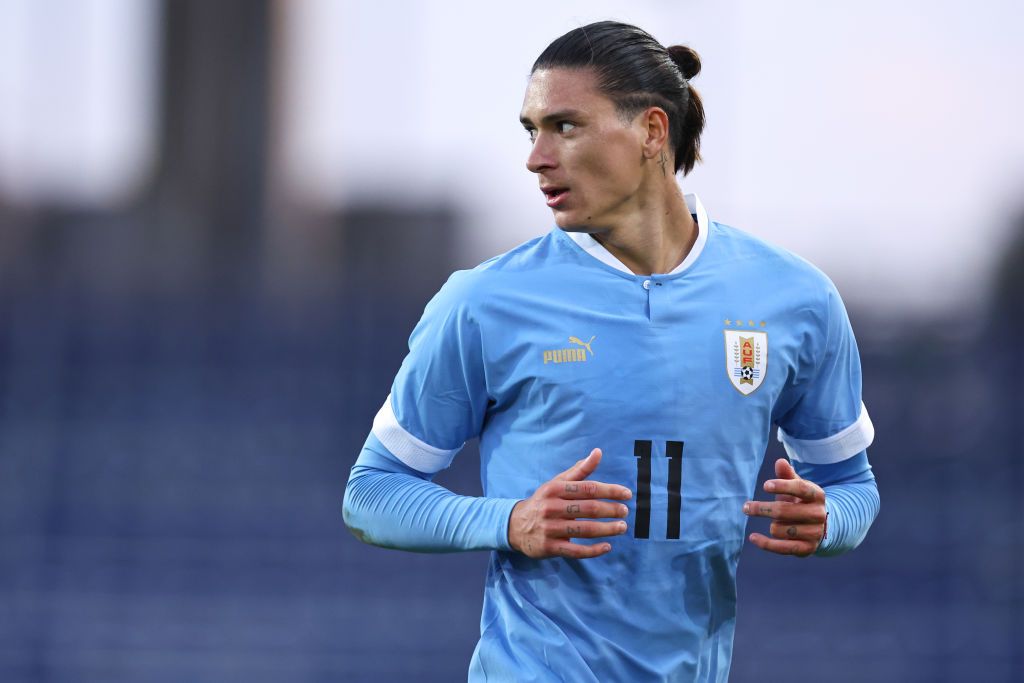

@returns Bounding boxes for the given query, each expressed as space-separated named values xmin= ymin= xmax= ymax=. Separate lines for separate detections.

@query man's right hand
xmin=508 ymin=448 xmax=632 ymax=559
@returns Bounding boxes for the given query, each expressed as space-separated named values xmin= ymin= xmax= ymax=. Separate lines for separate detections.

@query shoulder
xmin=425 ymin=230 xmax=562 ymax=319
xmin=708 ymin=221 xmax=842 ymax=309
xmin=433 ymin=231 xmax=562 ymax=303
xmin=709 ymin=222 xmax=834 ymax=288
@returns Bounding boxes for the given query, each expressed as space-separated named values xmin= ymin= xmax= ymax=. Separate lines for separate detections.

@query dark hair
xmin=532 ymin=21 xmax=705 ymax=175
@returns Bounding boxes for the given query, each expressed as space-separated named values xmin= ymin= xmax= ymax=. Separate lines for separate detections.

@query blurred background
xmin=0 ymin=0 xmax=1021 ymax=681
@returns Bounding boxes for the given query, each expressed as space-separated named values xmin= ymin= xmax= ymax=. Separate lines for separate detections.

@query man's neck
xmin=590 ymin=183 xmax=698 ymax=276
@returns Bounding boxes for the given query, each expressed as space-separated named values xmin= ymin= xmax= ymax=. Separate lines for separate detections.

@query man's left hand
xmin=743 ymin=458 xmax=826 ymax=557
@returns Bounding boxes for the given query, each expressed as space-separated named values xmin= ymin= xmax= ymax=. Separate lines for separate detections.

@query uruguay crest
xmin=724 ymin=330 xmax=767 ymax=395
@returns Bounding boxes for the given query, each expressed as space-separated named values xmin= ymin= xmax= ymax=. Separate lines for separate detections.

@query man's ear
xmin=640 ymin=106 xmax=671 ymax=162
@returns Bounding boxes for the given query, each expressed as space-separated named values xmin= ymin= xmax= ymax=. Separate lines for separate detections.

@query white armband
xmin=778 ymin=403 xmax=874 ymax=464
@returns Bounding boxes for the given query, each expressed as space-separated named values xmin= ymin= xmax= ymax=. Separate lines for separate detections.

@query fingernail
xmin=742 ymin=503 xmax=750 ymax=514
xmin=620 ymin=505 xmax=629 ymax=517
xmin=764 ymin=481 xmax=776 ymax=492
xmin=618 ymin=521 xmax=627 ymax=532
xmin=621 ymin=489 xmax=632 ymax=499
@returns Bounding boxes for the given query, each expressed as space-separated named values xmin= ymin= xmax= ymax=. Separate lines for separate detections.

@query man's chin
xmin=553 ymin=213 xmax=592 ymax=233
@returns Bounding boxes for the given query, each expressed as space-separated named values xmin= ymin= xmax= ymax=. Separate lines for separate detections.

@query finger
xmin=554 ymin=448 xmax=602 ymax=482
xmin=555 ymin=480 xmax=632 ymax=501
xmin=742 ymin=501 xmax=825 ymax=523
xmin=764 ymin=477 xmax=823 ymax=503
xmin=748 ymin=532 xmax=815 ymax=557
xmin=555 ymin=520 xmax=628 ymax=539
xmin=774 ymin=457 xmax=798 ymax=480
xmin=769 ymin=521 xmax=825 ymax=543
xmin=552 ymin=499 xmax=630 ymax=520
xmin=774 ymin=493 xmax=801 ymax=504
xmin=548 ymin=540 xmax=613 ymax=560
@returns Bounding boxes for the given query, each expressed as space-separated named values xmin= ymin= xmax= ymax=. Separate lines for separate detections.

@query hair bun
xmin=667 ymin=45 xmax=701 ymax=80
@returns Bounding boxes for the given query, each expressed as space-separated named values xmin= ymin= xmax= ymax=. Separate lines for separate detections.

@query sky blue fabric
xmin=344 ymin=433 xmax=518 ymax=552
xmin=344 ymin=212 xmax=879 ymax=682
xmin=792 ymin=452 xmax=880 ymax=556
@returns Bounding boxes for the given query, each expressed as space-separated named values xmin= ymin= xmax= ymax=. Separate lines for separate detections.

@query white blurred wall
xmin=279 ymin=0 xmax=1024 ymax=315
xmin=1 ymin=0 xmax=1020 ymax=316
xmin=0 ymin=0 xmax=159 ymax=206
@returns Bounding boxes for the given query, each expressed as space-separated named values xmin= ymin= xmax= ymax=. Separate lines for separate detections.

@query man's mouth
xmin=541 ymin=186 xmax=570 ymax=208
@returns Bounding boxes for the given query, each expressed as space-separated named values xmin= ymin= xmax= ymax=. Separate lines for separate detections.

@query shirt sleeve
xmin=791 ymin=451 xmax=880 ymax=556
xmin=343 ymin=272 xmax=521 ymax=553
xmin=343 ymin=433 xmax=518 ymax=552
xmin=774 ymin=279 xmax=875 ymax=465
xmin=371 ymin=270 xmax=490 ymax=474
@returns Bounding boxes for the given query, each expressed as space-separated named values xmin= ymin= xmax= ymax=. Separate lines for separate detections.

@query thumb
xmin=775 ymin=457 xmax=798 ymax=480
xmin=555 ymin=448 xmax=602 ymax=481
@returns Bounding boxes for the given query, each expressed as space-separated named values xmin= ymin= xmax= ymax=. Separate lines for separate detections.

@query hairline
xmin=529 ymin=65 xmax=675 ymax=125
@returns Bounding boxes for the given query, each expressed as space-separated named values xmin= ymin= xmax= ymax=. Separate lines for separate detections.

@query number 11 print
xmin=633 ymin=439 xmax=684 ymax=540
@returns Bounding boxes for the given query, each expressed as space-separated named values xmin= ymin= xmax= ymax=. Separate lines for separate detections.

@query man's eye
xmin=557 ymin=122 xmax=576 ymax=134
xmin=525 ymin=128 xmax=537 ymax=142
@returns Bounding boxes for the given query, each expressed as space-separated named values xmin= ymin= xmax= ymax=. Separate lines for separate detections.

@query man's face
xmin=520 ymin=68 xmax=647 ymax=231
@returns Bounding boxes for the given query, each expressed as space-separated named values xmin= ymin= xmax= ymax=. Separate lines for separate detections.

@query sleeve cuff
xmin=777 ymin=402 xmax=875 ymax=464
xmin=493 ymin=498 xmax=521 ymax=552
xmin=371 ymin=394 xmax=461 ymax=474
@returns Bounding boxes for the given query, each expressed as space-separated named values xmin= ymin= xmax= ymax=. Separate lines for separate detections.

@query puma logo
xmin=568 ymin=335 xmax=595 ymax=356
xmin=543 ymin=335 xmax=596 ymax=364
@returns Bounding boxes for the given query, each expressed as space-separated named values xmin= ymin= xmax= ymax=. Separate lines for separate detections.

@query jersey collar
xmin=564 ymin=193 xmax=709 ymax=276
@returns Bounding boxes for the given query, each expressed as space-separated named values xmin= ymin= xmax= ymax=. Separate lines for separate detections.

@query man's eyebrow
xmin=519 ymin=109 xmax=585 ymax=127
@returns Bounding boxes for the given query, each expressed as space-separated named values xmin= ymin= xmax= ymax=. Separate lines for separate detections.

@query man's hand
xmin=743 ymin=458 xmax=827 ymax=557
xmin=509 ymin=448 xmax=632 ymax=560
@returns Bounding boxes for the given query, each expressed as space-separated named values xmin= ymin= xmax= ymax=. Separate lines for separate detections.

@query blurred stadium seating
xmin=0 ymin=1 xmax=1020 ymax=681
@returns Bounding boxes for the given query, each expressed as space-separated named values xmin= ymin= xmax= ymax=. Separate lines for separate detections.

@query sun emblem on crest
xmin=724 ymin=328 xmax=767 ymax=395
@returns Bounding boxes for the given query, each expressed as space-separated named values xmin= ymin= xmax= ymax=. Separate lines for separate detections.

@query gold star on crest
xmin=724 ymin=318 xmax=732 ymax=325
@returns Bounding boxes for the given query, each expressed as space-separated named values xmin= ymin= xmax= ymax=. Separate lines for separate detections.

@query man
xmin=344 ymin=21 xmax=879 ymax=682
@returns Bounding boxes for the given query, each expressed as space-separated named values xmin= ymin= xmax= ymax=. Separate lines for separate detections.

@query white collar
xmin=566 ymin=193 xmax=709 ymax=276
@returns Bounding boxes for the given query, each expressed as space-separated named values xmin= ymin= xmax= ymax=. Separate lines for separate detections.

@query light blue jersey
xmin=363 ymin=195 xmax=875 ymax=682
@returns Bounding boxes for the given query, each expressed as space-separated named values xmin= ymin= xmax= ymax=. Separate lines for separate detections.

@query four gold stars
xmin=723 ymin=318 xmax=767 ymax=327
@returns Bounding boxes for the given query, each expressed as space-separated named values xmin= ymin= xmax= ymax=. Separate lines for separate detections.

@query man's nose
xmin=526 ymin=135 xmax=557 ymax=174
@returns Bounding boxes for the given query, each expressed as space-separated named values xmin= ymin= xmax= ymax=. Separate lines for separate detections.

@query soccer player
xmin=343 ymin=20 xmax=879 ymax=682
